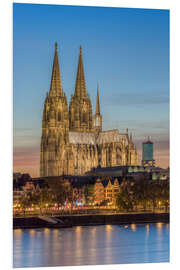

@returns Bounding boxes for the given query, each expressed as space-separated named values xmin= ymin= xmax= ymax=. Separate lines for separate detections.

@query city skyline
xmin=13 ymin=3 xmax=169 ymax=177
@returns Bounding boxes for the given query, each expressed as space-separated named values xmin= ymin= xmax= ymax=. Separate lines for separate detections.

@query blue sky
xmin=13 ymin=3 xmax=169 ymax=176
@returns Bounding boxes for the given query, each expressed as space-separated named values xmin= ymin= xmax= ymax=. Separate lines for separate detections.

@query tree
xmin=131 ymin=179 xmax=149 ymax=211
xmin=159 ymin=180 xmax=169 ymax=212
xmin=19 ymin=194 xmax=31 ymax=216
xmin=44 ymin=177 xmax=72 ymax=211
xmin=31 ymin=188 xmax=53 ymax=214
xmin=116 ymin=189 xmax=133 ymax=211
xmin=116 ymin=177 xmax=169 ymax=213
xmin=84 ymin=184 xmax=94 ymax=205
xmin=148 ymin=180 xmax=162 ymax=211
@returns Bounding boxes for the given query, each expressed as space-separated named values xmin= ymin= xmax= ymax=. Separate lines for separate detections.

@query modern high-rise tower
xmin=142 ymin=137 xmax=155 ymax=168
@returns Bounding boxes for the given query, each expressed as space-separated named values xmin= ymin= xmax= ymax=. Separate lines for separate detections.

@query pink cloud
xmin=13 ymin=146 xmax=40 ymax=177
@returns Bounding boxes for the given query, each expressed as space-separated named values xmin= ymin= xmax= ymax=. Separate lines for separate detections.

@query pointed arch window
xmin=58 ymin=111 xmax=62 ymax=121
xmin=82 ymin=112 xmax=87 ymax=123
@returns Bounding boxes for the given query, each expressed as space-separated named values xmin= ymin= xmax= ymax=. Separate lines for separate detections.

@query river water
xmin=13 ymin=223 xmax=169 ymax=268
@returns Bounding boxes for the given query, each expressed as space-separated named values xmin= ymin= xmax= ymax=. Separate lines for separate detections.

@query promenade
xmin=13 ymin=212 xmax=169 ymax=229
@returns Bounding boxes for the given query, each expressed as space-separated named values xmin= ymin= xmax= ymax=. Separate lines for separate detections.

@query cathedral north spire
xmin=49 ymin=42 xmax=63 ymax=97
xmin=74 ymin=46 xmax=87 ymax=98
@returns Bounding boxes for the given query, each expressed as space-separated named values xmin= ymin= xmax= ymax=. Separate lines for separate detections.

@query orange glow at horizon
xmin=13 ymin=146 xmax=169 ymax=178
xmin=13 ymin=147 xmax=40 ymax=177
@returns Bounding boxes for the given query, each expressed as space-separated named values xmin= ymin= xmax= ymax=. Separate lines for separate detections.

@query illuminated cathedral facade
xmin=40 ymin=43 xmax=138 ymax=177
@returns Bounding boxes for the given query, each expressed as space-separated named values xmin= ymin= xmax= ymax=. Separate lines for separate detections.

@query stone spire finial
xmin=96 ymin=84 xmax=100 ymax=115
xmin=74 ymin=46 xmax=87 ymax=98
xmin=55 ymin=42 xmax=58 ymax=50
xmin=49 ymin=42 xmax=63 ymax=97
xmin=130 ymin=132 xmax=133 ymax=143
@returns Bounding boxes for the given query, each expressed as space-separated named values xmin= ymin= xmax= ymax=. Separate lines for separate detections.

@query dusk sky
xmin=13 ymin=3 xmax=169 ymax=177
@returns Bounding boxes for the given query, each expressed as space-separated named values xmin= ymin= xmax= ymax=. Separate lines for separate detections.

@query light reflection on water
xmin=13 ymin=223 xmax=169 ymax=268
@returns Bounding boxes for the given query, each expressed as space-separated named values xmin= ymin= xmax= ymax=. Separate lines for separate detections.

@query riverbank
xmin=13 ymin=212 xmax=169 ymax=229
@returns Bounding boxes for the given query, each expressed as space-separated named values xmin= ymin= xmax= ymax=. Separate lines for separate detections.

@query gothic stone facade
xmin=40 ymin=43 xmax=138 ymax=177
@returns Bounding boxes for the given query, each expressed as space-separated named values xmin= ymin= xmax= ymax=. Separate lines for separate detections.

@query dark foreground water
xmin=13 ymin=223 xmax=169 ymax=268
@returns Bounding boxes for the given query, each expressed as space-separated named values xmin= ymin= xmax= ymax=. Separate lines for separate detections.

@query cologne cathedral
xmin=40 ymin=43 xmax=138 ymax=177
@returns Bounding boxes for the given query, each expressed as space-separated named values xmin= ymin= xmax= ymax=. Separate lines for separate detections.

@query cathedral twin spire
xmin=50 ymin=43 xmax=88 ymax=98
xmin=47 ymin=43 xmax=101 ymax=132
xmin=74 ymin=46 xmax=88 ymax=99
xmin=49 ymin=42 xmax=63 ymax=97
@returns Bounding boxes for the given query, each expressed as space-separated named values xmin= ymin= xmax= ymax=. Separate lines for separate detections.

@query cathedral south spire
xmin=69 ymin=46 xmax=93 ymax=132
xmin=74 ymin=46 xmax=87 ymax=98
xmin=93 ymin=85 xmax=102 ymax=132
xmin=49 ymin=42 xmax=63 ymax=97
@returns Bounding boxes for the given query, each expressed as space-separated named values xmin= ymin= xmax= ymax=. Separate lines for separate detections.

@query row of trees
xmin=116 ymin=179 xmax=169 ymax=212
xmin=16 ymin=177 xmax=169 ymax=215
xmin=18 ymin=178 xmax=73 ymax=215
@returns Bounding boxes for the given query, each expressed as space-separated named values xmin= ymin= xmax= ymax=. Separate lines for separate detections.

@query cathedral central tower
xmin=69 ymin=46 xmax=93 ymax=132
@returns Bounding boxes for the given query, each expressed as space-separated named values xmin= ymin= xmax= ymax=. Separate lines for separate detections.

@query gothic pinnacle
xmin=130 ymin=132 xmax=132 ymax=140
xmin=55 ymin=41 xmax=58 ymax=50
xmin=96 ymin=84 xmax=100 ymax=115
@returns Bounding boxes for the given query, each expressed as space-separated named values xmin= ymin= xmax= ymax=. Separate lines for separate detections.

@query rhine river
xmin=13 ymin=223 xmax=169 ymax=268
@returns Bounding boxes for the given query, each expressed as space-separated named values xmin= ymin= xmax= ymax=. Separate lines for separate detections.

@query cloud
xmin=13 ymin=146 xmax=39 ymax=164
xmin=113 ymin=119 xmax=169 ymax=130
xmin=13 ymin=145 xmax=40 ymax=177
xmin=13 ymin=127 xmax=41 ymax=148
xmin=104 ymin=92 xmax=169 ymax=106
